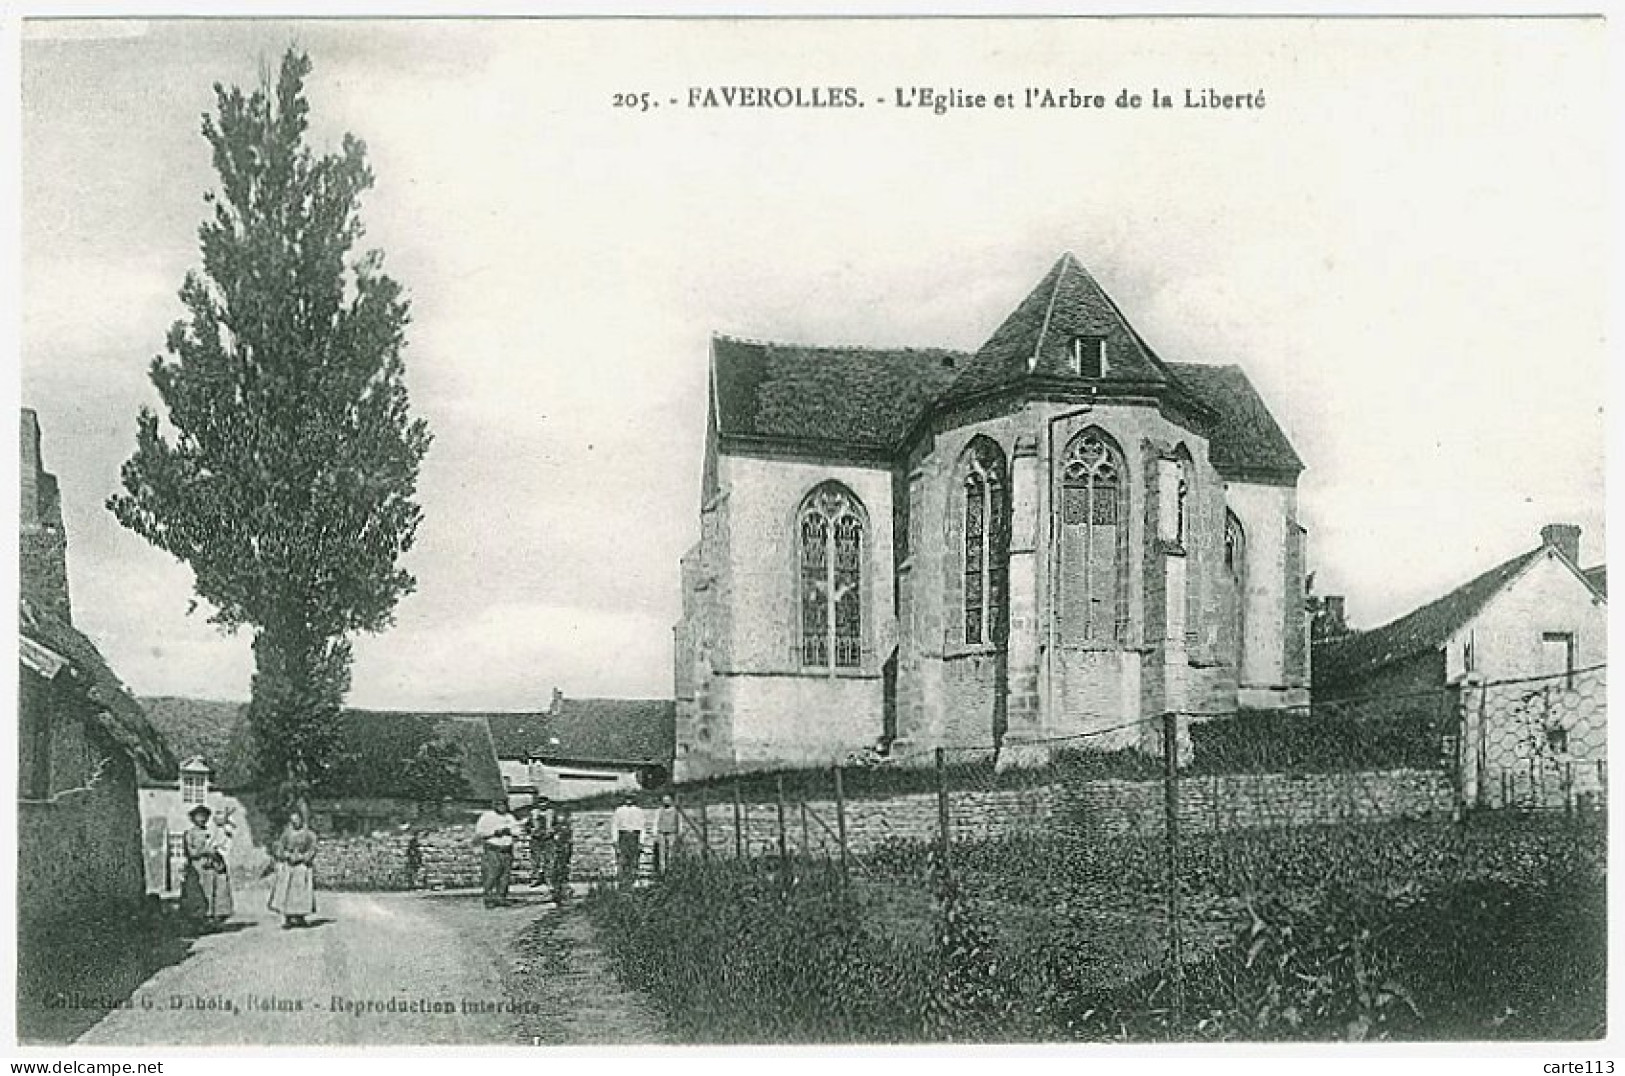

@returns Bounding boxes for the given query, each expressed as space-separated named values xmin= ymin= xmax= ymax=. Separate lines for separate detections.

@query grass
xmin=588 ymin=812 xmax=1605 ymax=1042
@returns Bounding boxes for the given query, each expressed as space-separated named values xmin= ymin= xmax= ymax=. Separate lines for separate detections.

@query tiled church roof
xmin=712 ymin=337 xmax=964 ymax=452
xmin=945 ymin=252 xmax=1175 ymax=398
xmin=1166 ymin=363 xmax=1303 ymax=478
xmin=711 ymin=254 xmax=1304 ymax=477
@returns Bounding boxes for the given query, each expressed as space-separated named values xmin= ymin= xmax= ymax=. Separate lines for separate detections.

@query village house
xmin=1314 ymin=523 xmax=1607 ymax=810
xmin=139 ymin=699 xmax=508 ymax=845
xmin=312 ymin=710 xmax=507 ymax=834
xmin=673 ymin=253 xmax=1310 ymax=778
xmin=488 ymin=690 xmax=676 ymax=806
xmin=137 ymin=697 xmax=262 ymax=892
xmin=18 ymin=409 xmax=177 ymax=933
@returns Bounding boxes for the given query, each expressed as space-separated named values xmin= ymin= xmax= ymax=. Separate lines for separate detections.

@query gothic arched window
xmin=1060 ymin=429 xmax=1128 ymax=643
xmin=799 ymin=483 xmax=864 ymax=669
xmin=962 ymin=439 xmax=1009 ymax=645
xmin=1224 ymin=510 xmax=1245 ymax=577
xmin=1222 ymin=509 xmax=1248 ymax=671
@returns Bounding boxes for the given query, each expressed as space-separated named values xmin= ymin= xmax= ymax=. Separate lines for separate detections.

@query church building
xmin=673 ymin=254 xmax=1309 ymax=779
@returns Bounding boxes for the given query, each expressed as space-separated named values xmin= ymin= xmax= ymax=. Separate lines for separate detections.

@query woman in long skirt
xmin=206 ymin=811 xmax=235 ymax=924
xmin=268 ymin=810 xmax=319 ymax=928
xmin=179 ymin=804 xmax=229 ymax=931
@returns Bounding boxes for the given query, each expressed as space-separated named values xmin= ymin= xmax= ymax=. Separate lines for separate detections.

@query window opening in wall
xmin=800 ymin=484 xmax=865 ymax=670
xmin=1069 ymin=336 xmax=1105 ymax=378
xmin=1541 ymin=631 xmax=1577 ymax=688
xmin=1060 ymin=430 xmax=1126 ymax=642
xmin=963 ymin=441 xmax=1009 ymax=646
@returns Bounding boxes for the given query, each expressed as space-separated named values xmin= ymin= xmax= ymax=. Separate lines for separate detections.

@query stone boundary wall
xmin=311 ymin=768 xmax=1455 ymax=890
xmin=318 ymin=824 xmax=484 ymax=891
xmin=669 ymin=767 xmax=1454 ymax=858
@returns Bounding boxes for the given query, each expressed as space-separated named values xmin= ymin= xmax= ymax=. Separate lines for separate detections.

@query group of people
xmin=474 ymin=796 xmax=574 ymax=908
xmin=473 ymin=791 xmax=681 ymax=905
xmin=177 ymin=803 xmax=319 ymax=932
xmin=182 ymin=789 xmax=685 ymax=924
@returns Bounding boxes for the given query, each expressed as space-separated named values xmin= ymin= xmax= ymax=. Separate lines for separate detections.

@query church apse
xmin=676 ymin=253 xmax=1307 ymax=778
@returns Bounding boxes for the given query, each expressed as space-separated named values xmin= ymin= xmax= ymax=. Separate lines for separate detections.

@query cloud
xmin=348 ymin=599 xmax=672 ymax=711
xmin=22 ymin=20 xmax=149 ymax=42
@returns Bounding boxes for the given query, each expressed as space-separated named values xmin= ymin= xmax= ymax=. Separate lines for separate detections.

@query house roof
xmin=1584 ymin=564 xmax=1606 ymax=596
xmin=20 ymin=601 xmax=177 ymax=782
xmin=139 ymin=697 xmax=253 ymax=789
xmin=1313 ymin=543 xmax=1602 ymax=688
xmin=487 ymin=697 xmax=676 ymax=767
xmin=708 ymin=254 xmax=1303 ymax=478
xmin=485 ymin=711 xmax=551 ymax=759
xmin=136 ymin=700 xmax=507 ymax=803
xmin=324 ymin=711 xmax=507 ymax=803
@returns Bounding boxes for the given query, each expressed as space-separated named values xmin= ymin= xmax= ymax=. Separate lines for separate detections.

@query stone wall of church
xmin=679 ymin=453 xmax=897 ymax=776
xmin=1225 ymin=480 xmax=1307 ymax=706
xmin=897 ymin=405 xmax=1029 ymax=752
xmin=897 ymin=400 xmax=1256 ymax=754
xmin=1041 ymin=404 xmax=1220 ymax=742
xmin=680 ymin=403 xmax=1306 ymax=776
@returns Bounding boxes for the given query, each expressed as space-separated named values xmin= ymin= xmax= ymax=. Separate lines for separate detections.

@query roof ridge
xmin=713 ymin=332 xmax=967 ymax=357
xmin=1321 ymin=546 xmax=1542 ymax=654
xmin=1029 ymin=253 xmax=1072 ymax=372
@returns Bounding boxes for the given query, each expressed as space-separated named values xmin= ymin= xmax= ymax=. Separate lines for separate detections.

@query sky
xmin=16 ymin=17 xmax=1608 ymax=710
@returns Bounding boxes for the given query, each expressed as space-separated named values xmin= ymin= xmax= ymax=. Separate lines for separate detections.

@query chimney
xmin=550 ymin=687 xmax=564 ymax=715
xmin=1311 ymin=594 xmax=1349 ymax=642
xmin=1541 ymin=523 xmax=1581 ymax=565
xmin=20 ymin=409 xmax=41 ymax=530
xmin=19 ymin=409 xmax=72 ymax=623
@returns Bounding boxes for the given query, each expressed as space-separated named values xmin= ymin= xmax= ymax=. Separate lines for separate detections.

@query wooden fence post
xmin=1163 ymin=711 xmax=1186 ymax=1027
xmin=776 ymin=775 xmax=790 ymax=890
xmin=699 ymin=787 xmax=710 ymax=861
xmin=834 ymin=764 xmax=850 ymax=892
xmin=935 ymin=747 xmax=952 ymax=884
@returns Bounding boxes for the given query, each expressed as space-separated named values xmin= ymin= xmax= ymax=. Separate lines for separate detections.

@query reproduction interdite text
xmin=41 ymin=991 xmax=550 ymax=1018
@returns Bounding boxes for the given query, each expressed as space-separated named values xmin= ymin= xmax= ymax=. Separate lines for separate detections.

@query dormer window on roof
xmin=1069 ymin=335 xmax=1105 ymax=378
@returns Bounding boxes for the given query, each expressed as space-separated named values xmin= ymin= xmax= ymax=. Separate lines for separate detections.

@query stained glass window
xmin=962 ymin=439 xmax=1009 ymax=645
xmin=800 ymin=484 xmax=864 ymax=669
xmin=1061 ymin=430 xmax=1126 ymax=642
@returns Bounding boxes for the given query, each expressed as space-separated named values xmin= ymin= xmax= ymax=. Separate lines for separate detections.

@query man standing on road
xmin=475 ymin=797 xmax=518 ymax=907
xmin=610 ymin=793 xmax=644 ymax=886
xmin=550 ymin=806 xmax=574 ymax=904
xmin=654 ymin=794 xmax=679 ymax=875
xmin=527 ymin=798 xmax=555 ymax=890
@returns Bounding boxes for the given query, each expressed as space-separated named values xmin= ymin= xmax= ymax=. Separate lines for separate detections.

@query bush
xmin=1188 ymin=708 xmax=1444 ymax=775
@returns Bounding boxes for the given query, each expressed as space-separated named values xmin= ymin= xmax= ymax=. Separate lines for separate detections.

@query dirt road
xmin=74 ymin=883 xmax=667 ymax=1046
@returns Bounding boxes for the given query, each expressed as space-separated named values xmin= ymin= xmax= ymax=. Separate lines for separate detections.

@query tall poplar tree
xmin=110 ymin=50 xmax=431 ymax=813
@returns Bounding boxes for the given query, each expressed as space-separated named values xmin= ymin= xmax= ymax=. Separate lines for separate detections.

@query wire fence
xmin=651 ymin=665 xmax=1606 ymax=1040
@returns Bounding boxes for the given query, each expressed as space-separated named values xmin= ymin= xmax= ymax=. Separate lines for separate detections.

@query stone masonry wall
xmin=308 ymin=767 xmax=1455 ymax=890
xmin=319 ymin=825 xmax=485 ymax=891
xmin=664 ymin=767 xmax=1454 ymax=860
